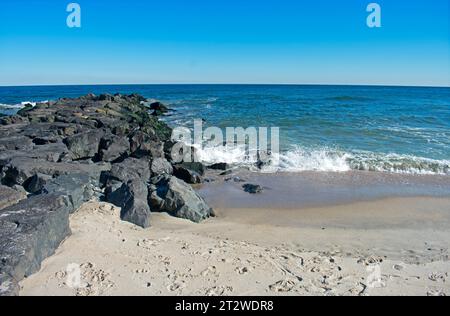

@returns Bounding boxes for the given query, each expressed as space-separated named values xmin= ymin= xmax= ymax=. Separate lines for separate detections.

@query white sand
xmin=20 ymin=198 xmax=450 ymax=296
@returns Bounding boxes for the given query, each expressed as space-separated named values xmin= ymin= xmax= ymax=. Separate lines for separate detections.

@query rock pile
xmin=0 ymin=93 xmax=214 ymax=295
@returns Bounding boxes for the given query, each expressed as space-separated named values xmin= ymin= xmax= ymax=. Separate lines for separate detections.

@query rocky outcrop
xmin=0 ymin=93 xmax=215 ymax=295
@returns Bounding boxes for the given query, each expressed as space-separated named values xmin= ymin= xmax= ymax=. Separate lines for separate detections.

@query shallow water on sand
xmin=198 ymin=170 xmax=450 ymax=209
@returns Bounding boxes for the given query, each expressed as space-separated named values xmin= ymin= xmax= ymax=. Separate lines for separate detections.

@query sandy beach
xmin=20 ymin=186 xmax=450 ymax=296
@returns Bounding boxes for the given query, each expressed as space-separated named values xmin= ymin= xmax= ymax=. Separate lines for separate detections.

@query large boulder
xmin=99 ymin=134 xmax=130 ymax=162
xmin=0 ymin=142 xmax=69 ymax=165
xmin=0 ymin=194 xmax=72 ymax=296
xmin=108 ymin=179 xmax=151 ymax=228
xmin=129 ymin=130 xmax=164 ymax=159
xmin=0 ymin=136 xmax=33 ymax=151
xmin=23 ymin=173 xmax=52 ymax=194
xmin=208 ymin=163 xmax=230 ymax=171
xmin=149 ymin=176 xmax=214 ymax=223
xmin=0 ymin=157 xmax=110 ymax=187
xmin=173 ymin=165 xmax=202 ymax=184
xmin=151 ymin=158 xmax=173 ymax=175
xmin=63 ymin=130 xmax=104 ymax=160
xmin=104 ymin=157 xmax=151 ymax=196
xmin=0 ymin=185 xmax=26 ymax=210
xmin=42 ymin=173 xmax=95 ymax=212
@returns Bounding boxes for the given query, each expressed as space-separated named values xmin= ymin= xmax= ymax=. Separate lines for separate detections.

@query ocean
xmin=1 ymin=84 xmax=449 ymax=175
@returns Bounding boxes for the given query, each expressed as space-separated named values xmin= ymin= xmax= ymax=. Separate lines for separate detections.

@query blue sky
xmin=0 ymin=0 xmax=448 ymax=86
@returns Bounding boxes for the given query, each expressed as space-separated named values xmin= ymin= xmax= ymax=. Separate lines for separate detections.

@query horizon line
xmin=0 ymin=83 xmax=449 ymax=89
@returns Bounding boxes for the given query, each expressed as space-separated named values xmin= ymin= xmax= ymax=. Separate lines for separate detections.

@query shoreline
xmin=0 ymin=92 xmax=448 ymax=296
xmin=198 ymin=169 xmax=450 ymax=210
xmin=20 ymin=196 xmax=450 ymax=296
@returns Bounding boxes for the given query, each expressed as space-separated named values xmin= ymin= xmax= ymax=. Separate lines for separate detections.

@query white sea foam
xmin=195 ymin=143 xmax=450 ymax=175
xmin=0 ymin=100 xmax=48 ymax=110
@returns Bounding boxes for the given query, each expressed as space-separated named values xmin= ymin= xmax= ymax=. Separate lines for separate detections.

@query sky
xmin=0 ymin=0 xmax=449 ymax=86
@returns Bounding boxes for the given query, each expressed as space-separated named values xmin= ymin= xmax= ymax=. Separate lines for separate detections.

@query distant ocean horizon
xmin=1 ymin=84 xmax=449 ymax=175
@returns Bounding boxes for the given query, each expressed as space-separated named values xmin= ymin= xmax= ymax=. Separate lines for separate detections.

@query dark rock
xmin=167 ymin=142 xmax=200 ymax=164
xmin=178 ymin=162 xmax=205 ymax=176
xmin=149 ymin=101 xmax=169 ymax=113
xmin=129 ymin=130 xmax=164 ymax=159
xmin=255 ymin=150 xmax=273 ymax=169
xmin=242 ymin=183 xmax=263 ymax=194
xmin=0 ymin=194 xmax=72 ymax=296
xmin=99 ymin=134 xmax=130 ymax=162
xmin=149 ymin=176 xmax=214 ymax=223
xmin=23 ymin=173 xmax=52 ymax=194
xmin=220 ymin=170 xmax=233 ymax=176
xmin=63 ymin=130 xmax=104 ymax=160
xmin=107 ymin=157 xmax=151 ymax=183
xmin=0 ymin=142 xmax=69 ymax=165
xmin=104 ymin=157 xmax=151 ymax=196
xmin=0 ymin=116 xmax=29 ymax=126
xmin=0 ymin=185 xmax=26 ymax=210
xmin=108 ymin=179 xmax=151 ymax=228
xmin=208 ymin=163 xmax=229 ymax=171
xmin=16 ymin=104 xmax=34 ymax=116
xmin=173 ymin=165 xmax=202 ymax=184
xmin=0 ymin=136 xmax=33 ymax=151
xmin=151 ymin=158 xmax=173 ymax=175
xmin=42 ymin=173 xmax=95 ymax=212
xmin=0 ymin=157 xmax=110 ymax=187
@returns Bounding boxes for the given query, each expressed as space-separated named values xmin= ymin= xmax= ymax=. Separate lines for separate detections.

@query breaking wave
xmin=195 ymin=144 xmax=450 ymax=175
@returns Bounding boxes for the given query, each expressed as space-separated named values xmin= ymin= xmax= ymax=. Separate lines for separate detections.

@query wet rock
xmin=173 ymin=165 xmax=202 ymax=184
xmin=242 ymin=183 xmax=263 ymax=194
xmin=149 ymin=101 xmax=170 ymax=116
xmin=178 ymin=162 xmax=205 ymax=176
xmin=208 ymin=163 xmax=229 ymax=171
xmin=149 ymin=176 xmax=214 ymax=223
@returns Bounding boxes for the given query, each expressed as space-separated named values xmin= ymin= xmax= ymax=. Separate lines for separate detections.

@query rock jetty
xmin=0 ymin=93 xmax=214 ymax=295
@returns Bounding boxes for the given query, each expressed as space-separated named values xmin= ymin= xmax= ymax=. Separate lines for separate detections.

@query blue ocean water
xmin=1 ymin=84 xmax=449 ymax=174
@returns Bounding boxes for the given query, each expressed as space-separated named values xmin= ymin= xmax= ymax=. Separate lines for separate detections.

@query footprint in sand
xmin=269 ymin=279 xmax=298 ymax=293
xmin=235 ymin=267 xmax=250 ymax=275
xmin=427 ymin=289 xmax=446 ymax=296
xmin=56 ymin=262 xmax=114 ymax=296
xmin=201 ymin=266 xmax=218 ymax=277
xmin=205 ymin=286 xmax=233 ymax=296
xmin=428 ymin=272 xmax=448 ymax=282
xmin=357 ymin=255 xmax=385 ymax=266
xmin=168 ymin=281 xmax=186 ymax=292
